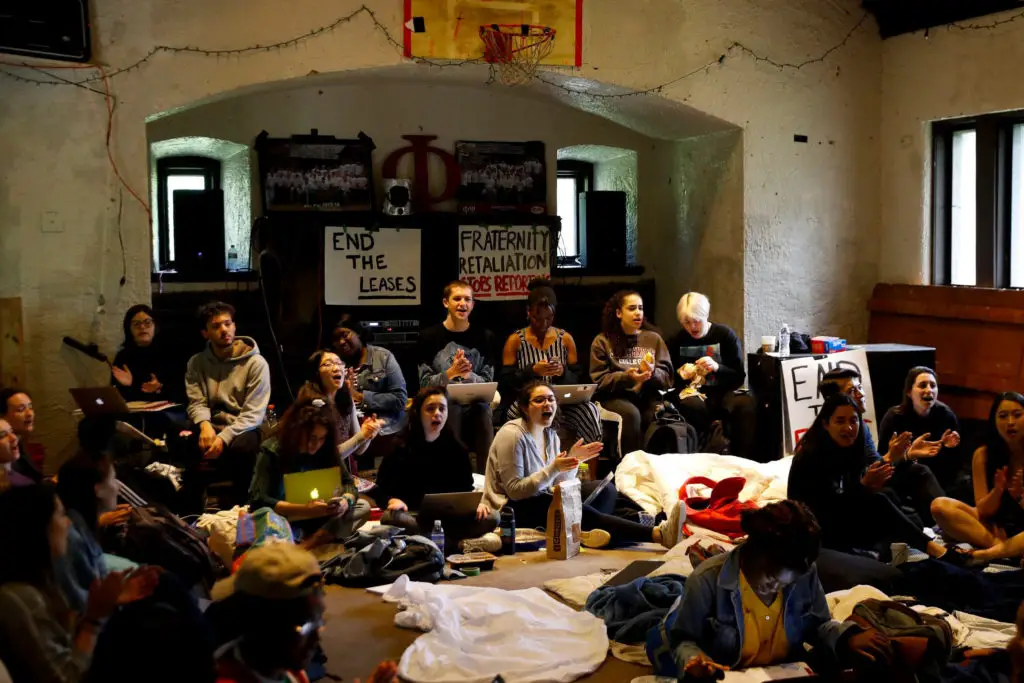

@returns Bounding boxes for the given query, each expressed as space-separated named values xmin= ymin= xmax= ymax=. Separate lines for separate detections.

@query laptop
xmin=419 ymin=491 xmax=484 ymax=519
xmin=446 ymin=382 xmax=498 ymax=405
xmin=282 ymin=467 xmax=343 ymax=505
xmin=553 ymin=383 xmax=597 ymax=405
xmin=70 ymin=387 xmax=132 ymax=417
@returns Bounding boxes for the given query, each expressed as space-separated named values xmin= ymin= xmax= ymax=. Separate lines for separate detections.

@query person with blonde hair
xmin=668 ymin=292 xmax=756 ymax=458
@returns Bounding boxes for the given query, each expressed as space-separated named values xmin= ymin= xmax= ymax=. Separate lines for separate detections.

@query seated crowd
xmin=2 ymin=277 xmax=1021 ymax=683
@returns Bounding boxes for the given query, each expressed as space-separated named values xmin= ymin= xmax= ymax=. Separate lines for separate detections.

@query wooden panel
xmin=0 ymin=298 xmax=26 ymax=388
xmin=868 ymin=284 xmax=1024 ymax=420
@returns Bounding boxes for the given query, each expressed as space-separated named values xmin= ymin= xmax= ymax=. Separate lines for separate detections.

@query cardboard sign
xmin=780 ymin=349 xmax=877 ymax=455
xmin=323 ymin=227 xmax=420 ymax=306
xmin=458 ymin=225 xmax=551 ymax=300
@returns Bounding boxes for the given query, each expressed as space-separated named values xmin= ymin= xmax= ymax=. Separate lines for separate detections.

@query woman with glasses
xmin=297 ymin=350 xmax=384 ymax=463
xmin=111 ymin=304 xmax=183 ymax=404
xmin=481 ymin=381 xmax=685 ymax=549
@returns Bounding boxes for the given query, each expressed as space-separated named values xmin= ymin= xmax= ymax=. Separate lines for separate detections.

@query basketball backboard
xmin=404 ymin=0 xmax=582 ymax=67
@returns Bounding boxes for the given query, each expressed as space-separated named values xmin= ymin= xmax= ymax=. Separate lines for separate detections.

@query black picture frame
xmin=256 ymin=130 xmax=375 ymax=213
xmin=455 ymin=140 xmax=547 ymax=216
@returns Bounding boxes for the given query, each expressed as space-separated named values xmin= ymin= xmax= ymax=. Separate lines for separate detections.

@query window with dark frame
xmin=555 ymin=160 xmax=594 ymax=266
xmin=932 ymin=113 xmax=1024 ymax=288
xmin=155 ymin=156 xmax=221 ymax=271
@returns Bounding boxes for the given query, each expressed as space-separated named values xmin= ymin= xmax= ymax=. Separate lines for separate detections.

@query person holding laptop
xmin=418 ymin=280 xmax=497 ymax=471
xmin=249 ymin=398 xmax=370 ymax=550
xmin=375 ymin=386 xmax=499 ymax=552
xmin=482 ymin=381 xmax=685 ymax=550
xmin=500 ymin=281 xmax=603 ymax=448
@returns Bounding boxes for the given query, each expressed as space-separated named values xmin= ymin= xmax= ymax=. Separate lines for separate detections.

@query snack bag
xmin=547 ymin=479 xmax=583 ymax=560
xmin=640 ymin=350 xmax=655 ymax=373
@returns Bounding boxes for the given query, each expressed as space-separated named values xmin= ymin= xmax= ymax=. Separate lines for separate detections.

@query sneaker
xmin=579 ymin=529 xmax=612 ymax=549
xmin=658 ymin=502 xmax=686 ymax=549
xmin=458 ymin=532 xmax=502 ymax=553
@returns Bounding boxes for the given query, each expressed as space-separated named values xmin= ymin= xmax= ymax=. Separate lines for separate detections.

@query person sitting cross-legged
xmin=482 ymin=380 xmax=685 ymax=550
xmin=375 ymin=386 xmax=499 ymax=553
xmin=248 ymin=398 xmax=370 ymax=550
xmin=787 ymin=394 xmax=951 ymax=561
xmin=648 ymin=500 xmax=893 ymax=679
xmin=931 ymin=392 xmax=1024 ymax=564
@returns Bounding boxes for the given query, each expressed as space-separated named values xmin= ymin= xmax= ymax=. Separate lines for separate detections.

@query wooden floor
xmin=319 ymin=545 xmax=666 ymax=682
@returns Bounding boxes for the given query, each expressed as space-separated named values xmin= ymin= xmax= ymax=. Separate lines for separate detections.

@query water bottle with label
xmin=226 ymin=245 xmax=239 ymax=272
xmin=431 ymin=519 xmax=446 ymax=556
xmin=778 ymin=323 xmax=791 ymax=358
xmin=499 ymin=507 xmax=516 ymax=556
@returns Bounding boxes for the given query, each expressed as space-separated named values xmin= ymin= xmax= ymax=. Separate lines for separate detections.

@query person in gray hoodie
xmin=185 ymin=301 xmax=271 ymax=507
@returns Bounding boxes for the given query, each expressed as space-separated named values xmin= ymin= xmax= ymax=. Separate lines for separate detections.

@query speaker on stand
xmin=579 ymin=191 xmax=628 ymax=270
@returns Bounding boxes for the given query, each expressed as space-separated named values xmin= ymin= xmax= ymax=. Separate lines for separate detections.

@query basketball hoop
xmin=480 ymin=24 xmax=555 ymax=86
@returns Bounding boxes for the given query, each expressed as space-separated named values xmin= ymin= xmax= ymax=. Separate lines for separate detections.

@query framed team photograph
xmin=455 ymin=140 xmax=547 ymax=215
xmin=257 ymin=133 xmax=374 ymax=213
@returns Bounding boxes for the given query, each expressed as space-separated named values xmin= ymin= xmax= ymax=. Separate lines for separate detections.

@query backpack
xmin=847 ymin=599 xmax=953 ymax=683
xmin=678 ymin=476 xmax=757 ymax=538
xmin=698 ymin=420 xmax=730 ymax=455
xmin=322 ymin=525 xmax=445 ymax=587
xmin=108 ymin=505 xmax=227 ymax=594
xmin=643 ymin=403 xmax=698 ymax=455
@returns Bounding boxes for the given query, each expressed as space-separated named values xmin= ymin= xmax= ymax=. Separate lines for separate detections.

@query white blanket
xmin=615 ymin=451 xmax=793 ymax=517
xmin=385 ymin=575 xmax=609 ymax=683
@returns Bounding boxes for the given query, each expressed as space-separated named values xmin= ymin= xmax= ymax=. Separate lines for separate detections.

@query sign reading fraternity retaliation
xmin=457 ymin=225 xmax=551 ymax=300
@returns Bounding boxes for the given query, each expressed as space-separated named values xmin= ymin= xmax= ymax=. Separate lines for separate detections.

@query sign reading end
xmin=323 ymin=227 xmax=421 ymax=306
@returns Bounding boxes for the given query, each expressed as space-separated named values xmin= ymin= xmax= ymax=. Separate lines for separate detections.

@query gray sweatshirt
xmin=482 ymin=418 xmax=576 ymax=511
xmin=185 ymin=336 xmax=270 ymax=445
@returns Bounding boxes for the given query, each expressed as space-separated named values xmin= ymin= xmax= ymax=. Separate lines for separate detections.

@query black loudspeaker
xmin=0 ymin=0 xmax=91 ymax=62
xmin=173 ymin=189 xmax=225 ymax=278
xmin=579 ymin=191 xmax=627 ymax=270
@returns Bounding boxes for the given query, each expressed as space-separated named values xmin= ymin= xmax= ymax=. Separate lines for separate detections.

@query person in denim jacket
xmin=332 ymin=316 xmax=408 ymax=436
xmin=647 ymin=501 xmax=892 ymax=679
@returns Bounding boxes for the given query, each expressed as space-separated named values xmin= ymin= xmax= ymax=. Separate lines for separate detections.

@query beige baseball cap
xmin=211 ymin=543 xmax=322 ymax=602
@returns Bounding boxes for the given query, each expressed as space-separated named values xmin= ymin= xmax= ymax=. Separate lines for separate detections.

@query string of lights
xmin=0 ymin=5 xmax=874 ymax=100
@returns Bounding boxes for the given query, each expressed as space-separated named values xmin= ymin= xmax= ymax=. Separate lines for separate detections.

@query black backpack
xmin=322 ymin=525 xmax=445 ymax=587
xmin=107 ymin=505 xmax=227 ymax=595
xmin=643 ymin=403 xmax=698 ymax=455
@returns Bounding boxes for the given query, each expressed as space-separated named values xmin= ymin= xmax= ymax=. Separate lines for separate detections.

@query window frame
xmin=555 ymin=160 xmax=594 ymax=263
xmin=156 ymin=156 xmax=221 ymax=270
xmin=932 ymin=113 xmax=1023 ymax=288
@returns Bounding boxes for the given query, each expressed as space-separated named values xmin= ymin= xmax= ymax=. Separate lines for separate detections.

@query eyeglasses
xmin=530 ymin=396 xmax=557 ymax=405
xmin=131 ymin=319 xmax=155 ymax=329
xmin=320 ymin=360 xmax=344 ymax=370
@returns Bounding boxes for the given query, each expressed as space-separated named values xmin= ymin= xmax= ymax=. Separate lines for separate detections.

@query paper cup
xmin=761 ymin=336 xmax=776 ymax=353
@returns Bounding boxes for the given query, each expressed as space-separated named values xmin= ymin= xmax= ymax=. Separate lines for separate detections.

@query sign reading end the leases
xmin=323 ymin=227 xmax=421 ymax=306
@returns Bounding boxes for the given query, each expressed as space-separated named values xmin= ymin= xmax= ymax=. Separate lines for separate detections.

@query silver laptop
xmin=446 ymin=381 xmax=498 ymax=404
xmin=553 ymin=383 xmax=597 ymax=405
xmin=70 ymin=387 xmax=131 ymax=416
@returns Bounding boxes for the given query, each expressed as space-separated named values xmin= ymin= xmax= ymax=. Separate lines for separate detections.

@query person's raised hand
xmin=695 ymin=356 xmax=719 ymax=374
xmin=554 ymin=451 xmax=580 ymax=472
xmin=387 ymin=498 xmax=408 ymax=512
xmin=908 ymin=433 xmax=942 ymax=460
xmin=360 ymin=416 xmax=384 ymax=441
xmin=682 ymin=653 xmax=729 ymax=680
xmin=141 ymin=374 xmax=163 ymax=394
xmin=117 ymin=566 xmax=162 ymax=605
xmin=98 ymin=504 xmax=133 ymax=528
xmin=86 ymin=571 xmax=130 ymax=622
xmin=568 ymin=438 xmax=603 ymax=463
xmin=941 ymin=429 xmax=961 ymax=449
xmin=995 ymin=466 xmax=1010 ymax=493
xmin=111 ymin=365 xmax=133 ymax=387
xmin=861 ymin=461 xmax=894 ymax=491
xmin=888 ymin=431 xmax=912 ymax=463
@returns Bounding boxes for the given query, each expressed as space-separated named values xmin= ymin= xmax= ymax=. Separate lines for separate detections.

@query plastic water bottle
xmin=499 ymin=507 xmax=516 ymax=556
xmin=778 ymin=323 xmax=791 ymax=357
xmin=431 ymin=520 xmax=446 ymax=556
xmin=226 ymin=245 xmax=239 ymax=272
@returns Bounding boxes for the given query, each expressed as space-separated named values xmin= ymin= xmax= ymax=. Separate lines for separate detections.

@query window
xmin=932 ymin=114 xmax=1024 ymax=288
xmin=555 ymin=160 xmax=593 ymax=265
xmin=156 ymin=156 xmax=220 ymax=270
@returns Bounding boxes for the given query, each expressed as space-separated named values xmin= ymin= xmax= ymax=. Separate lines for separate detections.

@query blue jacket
xmin=647 ymin=549 xmax=854 ymax=677
xmin=354 ymin=345 xmax=408 ymax=436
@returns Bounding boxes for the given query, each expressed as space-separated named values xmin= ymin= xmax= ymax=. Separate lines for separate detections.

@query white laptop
xmin=553 ymin=384 xmax=597 ymax=405
xmin=446 ymin=381 xmax=498 ymax=404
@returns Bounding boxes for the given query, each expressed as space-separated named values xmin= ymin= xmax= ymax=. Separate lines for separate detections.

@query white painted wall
xmin=0 ymin=0 xmax=883 ymax=459
xmin=880 ymin=10 xmax=1024 ymax=285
